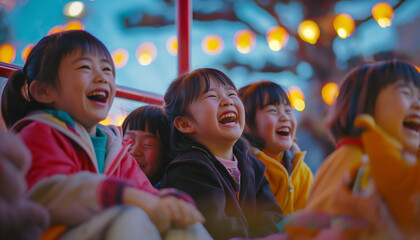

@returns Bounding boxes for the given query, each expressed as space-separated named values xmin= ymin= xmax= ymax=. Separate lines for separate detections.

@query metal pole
xmin=176 ymin=0 xmax=191 ymax=76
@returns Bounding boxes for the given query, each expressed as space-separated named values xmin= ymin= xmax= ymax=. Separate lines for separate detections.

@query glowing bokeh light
xmin=202 ymin=35 xmax=223 ymax=55
xmin=287 ymin=86 xmax=305 ymax=111
xmin=48 ymin=25 xmax=65 ymax=35
xmin=0 ymin=43 xmax=16 ymax=64
xmin=21 ymin=44 xmax=34 ymax=62
xmin=372 ymin=2 xmax=394 ymax=28
xmin=266 ymin=26 xmax=289 ymax=51
xmin=415 ymin=65 xmax=420 ymax=73
xmin=234 ymin=30 xmax=255 ymax=54
xmin=298 ymin=20 xmax=320 ymax=44
xmin=65 ymin=20 xmax=84 ymax=30
xmin=166 ymin=36 xmax=178 ymax=56
xmin=64 ymin=1 xmax=85 ymax=18
xmin=321 ymin=82 xmax=339 ymax=105
xmin=112 ymin=48 xmax=129 ymax=69
xmin=136 ymin=42 xmax=157 ymax=66
xmin=293 ymin=99 xmax=305 ymax=112
xmin=333 ymin=14 xmax=355 ymax=39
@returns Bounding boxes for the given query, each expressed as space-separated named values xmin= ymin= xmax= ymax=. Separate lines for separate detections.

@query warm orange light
xmin=266 ymin=26 xmax=289 ymax=51
xmin=21 ymin=44 xmax=34 ymax=62
xmin=234 ymin=30 xmax=255 ymax=54
xmin=99 ymin=117 xmax=112 ymax=126
xmin=415 ymin=65 xmax=420 ymax=73
xmin=333 ymin=14 xmax=355 ymax=39
xmin=166 ymin=36 xmax=178 ymax=56
xmin=321 ymin=82 xmax=339 ymax=105
xmin=287 ymin=86 xmax=305 ymax=111
xmin=372 ymin=2 xmax=394 ymax=28
xmin=0 ymin=43 xmax=16 ymax=64
xmin=298 ymin=20 xmax=320 ymax=44
xmin=48 ymin=25 xmax=65 ymax=35
xmin=65 ymin=20 xmax=84 ymax=30
xmin=136 ymin=42 xmax=157 ymax=66
xmin=202 ymin=35 xmax=223 ymax=55
xmin=112 ymin=48 xmax=129 ymax=69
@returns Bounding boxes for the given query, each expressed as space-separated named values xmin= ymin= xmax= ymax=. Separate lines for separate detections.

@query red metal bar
xmin=176 ymin=0 xmax=191 ymax=76
xmin=0 ymin=61 xmax=164 ymax=105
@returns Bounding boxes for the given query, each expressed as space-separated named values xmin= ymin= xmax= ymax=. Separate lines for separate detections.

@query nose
xmin=94 ymin=70 xmax=108 ymax=84
xmin=278 ymin=110 xmax=289 ymax=122
xmin=221 ymin=95 xmax=234 ymax=107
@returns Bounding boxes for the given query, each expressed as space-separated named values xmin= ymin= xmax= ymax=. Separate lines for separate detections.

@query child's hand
xmin=123 ymin=187 xmax=205 ymax=234
xmin=159 ymin=195 xmax=205 ymax=228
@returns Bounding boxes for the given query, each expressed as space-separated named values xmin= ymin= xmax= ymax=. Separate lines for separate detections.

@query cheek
xmin=144 ymin=149 xmax=162 ymax=163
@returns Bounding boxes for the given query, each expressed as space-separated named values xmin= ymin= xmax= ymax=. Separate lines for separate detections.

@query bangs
xmin=185 ymin=68 xmax=237 ymax=102
xmin=58 ymin=31 xmax=115 ymax=72
xmin=122 ymin=106 xmax=166 ymax=137
xmin=367 ymin=60 xmax=420 ymax=89
xmin=245 ymin=81 xmax=290 ymax=109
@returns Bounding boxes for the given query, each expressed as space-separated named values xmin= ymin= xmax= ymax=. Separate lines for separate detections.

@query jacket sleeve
xmin=20 ymin=122 xmax=132 ymax=225
xmin=294 ymin=162 xmax=314 ymax=211
xmin=249 ymin=154 xmax=283 ymax=236
xmin=161 ymin=158 xmax=249 ymax=239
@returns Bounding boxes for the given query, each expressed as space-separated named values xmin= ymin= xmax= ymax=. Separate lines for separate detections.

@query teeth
xmin=277 ymin=128 xmax=290 ymax=133
xmin=218 ymin=112 xmax=236 ymax=121
xmin=88 ymin=91 xmax=106 ymax=97
xmin=405 ymin=117 xmax=420 ymax=124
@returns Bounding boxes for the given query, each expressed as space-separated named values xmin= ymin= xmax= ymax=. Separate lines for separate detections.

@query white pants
xmin=60 ymin=206 xmax=213 ymax=240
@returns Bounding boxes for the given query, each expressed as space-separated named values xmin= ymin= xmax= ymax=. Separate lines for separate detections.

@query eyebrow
xmin=72 ymin=56 xmax=111 ymax=65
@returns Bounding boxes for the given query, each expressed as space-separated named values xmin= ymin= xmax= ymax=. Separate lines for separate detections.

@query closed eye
xmin=79 ymin=65 xmax=90 ymax=70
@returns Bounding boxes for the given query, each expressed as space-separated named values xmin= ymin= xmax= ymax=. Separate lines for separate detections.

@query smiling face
xmin=183 ymin=78 xmax=245 ymax=157
xmin=374 ymin=80 xmax=420 ymax=155
xmin=254 ymin=99 xmax=296 ymax=155
xmin=124 ymin=129 xmax=164 ymax=179
xmin=50 ymin=49 xmax=116 ymax=134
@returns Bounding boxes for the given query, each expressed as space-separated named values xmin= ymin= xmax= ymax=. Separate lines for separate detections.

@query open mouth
xmin=403 ymin=116 xmax=420 ymax=133
xmin=276 ymin=127 xmax=290 ymax=136
xmin=87 ymin=90 xmax=108 ymax=103
xmin=218 ymin=112 xmax=237 ymax=126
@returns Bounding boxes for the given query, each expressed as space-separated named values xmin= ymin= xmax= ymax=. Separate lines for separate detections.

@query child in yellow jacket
xmin=238 ymin=81 xmax=313 ymax=216
xmin=299 ymin=59 xmax=420 ymax=239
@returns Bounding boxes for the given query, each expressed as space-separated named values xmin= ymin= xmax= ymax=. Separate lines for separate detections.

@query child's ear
xmin=29 ymin=80 xmax=54 ymax=104
xmin=174 ymin=116 xmax=195 ymax=134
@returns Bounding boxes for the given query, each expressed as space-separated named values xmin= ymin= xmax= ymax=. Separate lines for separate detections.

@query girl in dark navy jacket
xmin=161 ymin=68 xmax=283 ymax=240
